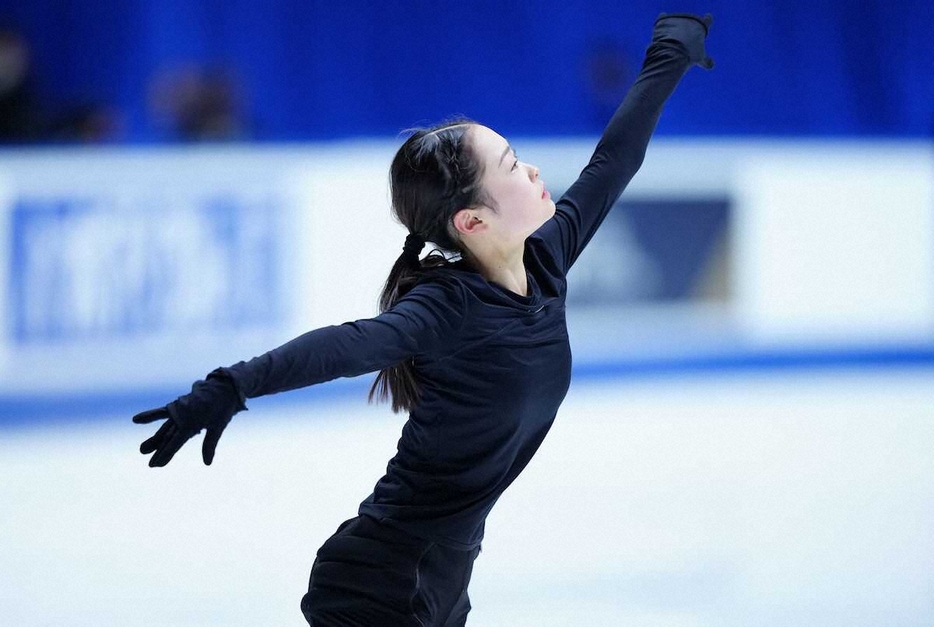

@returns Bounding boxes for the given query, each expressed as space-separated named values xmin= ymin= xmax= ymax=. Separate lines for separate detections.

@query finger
xmin=133 ymin=407 xmax=170 ymax=424
xmin=149 ymin=430 xmax=189 ymax=468
xmin=202 ymin=427 xmax=223 ymax=466
xmin=140 ymin=421 xmax=174 ymax=455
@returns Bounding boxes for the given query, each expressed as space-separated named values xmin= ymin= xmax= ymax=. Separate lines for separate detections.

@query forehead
xmin=469 ymin=124 xmax=509 ymax=161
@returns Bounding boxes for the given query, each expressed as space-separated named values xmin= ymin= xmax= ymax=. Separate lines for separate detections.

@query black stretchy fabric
xmin=301 ymin=515 xmax=479 ymax=627
xmin=222 ymin=16 xmax=709 ymax=553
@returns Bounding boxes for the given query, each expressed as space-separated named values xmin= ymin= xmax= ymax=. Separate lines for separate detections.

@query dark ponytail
xmin=367 ymin=118 xmax=491 ymax=413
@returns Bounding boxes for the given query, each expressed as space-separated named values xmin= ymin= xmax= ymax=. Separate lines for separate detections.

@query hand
xmin=133 ymin=368 xmax=246 ymax=467
xmin=654 ymin=13 xmax=715 ymax=69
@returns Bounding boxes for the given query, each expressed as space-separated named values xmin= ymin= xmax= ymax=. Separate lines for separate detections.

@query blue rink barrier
xmin=2 ymin=343 xmax=933 ymax=430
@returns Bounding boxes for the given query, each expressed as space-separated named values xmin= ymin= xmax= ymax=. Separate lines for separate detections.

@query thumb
xmin=202 ymin=427 xmax=223 ymax=465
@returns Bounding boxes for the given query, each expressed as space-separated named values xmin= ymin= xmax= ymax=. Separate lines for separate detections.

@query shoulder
xmin=404 ymin=267 xmax=471 ymax=312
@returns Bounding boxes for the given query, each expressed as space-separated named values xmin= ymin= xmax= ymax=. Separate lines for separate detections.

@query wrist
xmin=208 ymin=367 xmax=249 ymax=411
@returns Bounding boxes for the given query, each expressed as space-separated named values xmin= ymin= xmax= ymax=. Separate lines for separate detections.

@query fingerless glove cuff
xmin=654 ymin=13 xmax=712 ymax=35
xmin=208 ymin=367 xmax=249 ymax=412
xmin=651 ymin=13 xmax=715 ymax=69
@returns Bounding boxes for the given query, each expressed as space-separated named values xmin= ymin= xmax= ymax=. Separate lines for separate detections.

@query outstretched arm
xmin=133 ymin=279 xmax=466 ymax=466
xmin=221 ymin=281 xmax=465 ymax=399
xmin=536 ymin=13 xmax=714 ymax=273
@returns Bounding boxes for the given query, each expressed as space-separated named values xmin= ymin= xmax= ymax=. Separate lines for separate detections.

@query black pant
xmin=301 ymin=514 xmax=480 ymax=627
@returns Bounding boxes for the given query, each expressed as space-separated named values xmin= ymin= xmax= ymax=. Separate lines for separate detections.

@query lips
xmin=541 ymin=182 xmax=548 ymax=199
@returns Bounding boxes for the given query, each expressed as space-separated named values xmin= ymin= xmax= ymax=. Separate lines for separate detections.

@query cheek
xmin=490 ymin=179 xmax=537 ymax=225
xmin=504 ymin=181 xmax=534 ymax=206
xmin=506 ymin=188 xmax=538 ymax=223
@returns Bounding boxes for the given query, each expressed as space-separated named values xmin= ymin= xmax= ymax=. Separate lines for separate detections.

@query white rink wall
xmin=0 ymin=139 xmax=932 ymax=400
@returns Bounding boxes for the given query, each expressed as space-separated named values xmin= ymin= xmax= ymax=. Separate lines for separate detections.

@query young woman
xmin=134 ymin=13 xmax=713 ymax=627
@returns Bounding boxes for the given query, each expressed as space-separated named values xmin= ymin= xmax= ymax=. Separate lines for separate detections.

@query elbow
xmin=614 ymin=142 xmax=648 ymax=179
xmin=630 ymin=146 xmax=648 ymax=173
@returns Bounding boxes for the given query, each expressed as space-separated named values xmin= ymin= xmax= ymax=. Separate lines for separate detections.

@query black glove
xmin=654 ymin=13 xmax=715 ymax=69
xmin=133 ymin=368 xmax=247 ymax=467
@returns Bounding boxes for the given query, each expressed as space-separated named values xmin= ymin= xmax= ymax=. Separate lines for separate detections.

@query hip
xmin=301 ymin=514 xmax=480 ymax=627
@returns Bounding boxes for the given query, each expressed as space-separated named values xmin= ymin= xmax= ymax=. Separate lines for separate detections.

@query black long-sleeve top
xmin=225 ymin=16 xmax=710 ymax=550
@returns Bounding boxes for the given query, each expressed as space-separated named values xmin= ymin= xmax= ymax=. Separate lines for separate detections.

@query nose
xmin=528 ymin=164 xmax=539 ymax=181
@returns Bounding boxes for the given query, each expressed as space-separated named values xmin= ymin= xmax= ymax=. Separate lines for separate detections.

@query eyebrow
xmin=499 ymin=145 xmax=514 ymax=168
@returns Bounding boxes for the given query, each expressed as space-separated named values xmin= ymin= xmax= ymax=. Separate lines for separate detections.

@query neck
xmin=464 ymin=245 xmax=528 ymax=297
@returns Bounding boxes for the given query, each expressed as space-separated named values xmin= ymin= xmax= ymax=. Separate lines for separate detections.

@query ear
xmin=451 ymin=208 xmax=488 ymax=237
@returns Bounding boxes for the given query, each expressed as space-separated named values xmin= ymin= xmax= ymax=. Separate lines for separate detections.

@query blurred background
xmin=1 ymin=1 xmax=933 ymax=626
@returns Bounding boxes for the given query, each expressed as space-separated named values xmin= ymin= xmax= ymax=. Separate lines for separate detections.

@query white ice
xmin=2 ymin=367 xmax=933 ymax=627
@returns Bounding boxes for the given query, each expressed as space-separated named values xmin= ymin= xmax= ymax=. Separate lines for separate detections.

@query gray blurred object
xmin=48 ymin=102 xmax=124 ymax=143
xmin=148 ymin=64 xmax=248 ymax=141
xmin=583 ymin=38 xmax=634 ymax=130
xmin=0 ymin=26 xmax=41 ymax=142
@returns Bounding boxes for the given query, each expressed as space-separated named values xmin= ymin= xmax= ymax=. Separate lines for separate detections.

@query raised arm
xmin=132 ymin=279 xmax=466 ymax=466
xmin=536 ymin=13 xmax=713 ymax=273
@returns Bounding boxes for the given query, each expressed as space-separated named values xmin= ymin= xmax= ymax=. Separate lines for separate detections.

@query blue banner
xmin=9 ymin=193 xmax=280 ymax=343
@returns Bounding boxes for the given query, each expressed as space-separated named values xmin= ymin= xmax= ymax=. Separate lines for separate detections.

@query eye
xmin=511 ymin=154 xmax=519 ymax=171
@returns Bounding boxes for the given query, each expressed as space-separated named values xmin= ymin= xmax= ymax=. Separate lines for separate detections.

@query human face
xmin=469 ymin=124 xmax=555 ymax=241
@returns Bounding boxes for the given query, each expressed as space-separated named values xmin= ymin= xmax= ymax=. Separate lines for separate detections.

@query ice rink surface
xmin=2 ymin=366 xmax=933 ymax=626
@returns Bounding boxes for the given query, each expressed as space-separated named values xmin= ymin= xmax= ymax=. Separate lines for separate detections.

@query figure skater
xmin=133 ymin=13 xmax=714 ymax=627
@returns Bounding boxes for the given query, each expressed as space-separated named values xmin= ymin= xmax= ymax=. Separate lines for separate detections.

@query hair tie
xmin=402 ymin=232 xmax=426 ymax=264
